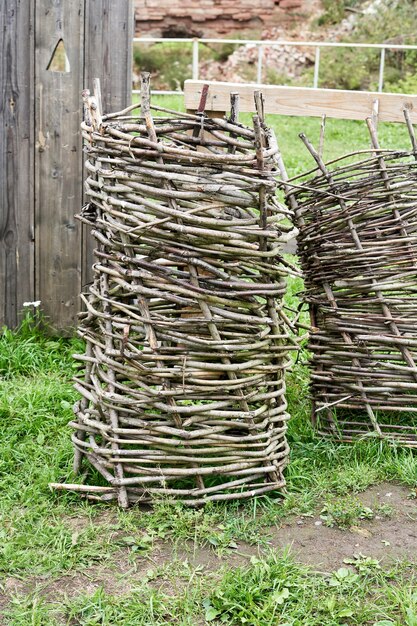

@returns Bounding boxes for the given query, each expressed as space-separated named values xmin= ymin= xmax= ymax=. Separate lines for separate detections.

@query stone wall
xmin=135 ymin=0 xmax=305 ymax=37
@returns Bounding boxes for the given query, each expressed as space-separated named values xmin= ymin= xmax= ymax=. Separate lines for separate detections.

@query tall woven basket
xmin=57 ymin=77 xmax=298 ymax=507
xmin=288 ymin=116 xmax=417 ymax=446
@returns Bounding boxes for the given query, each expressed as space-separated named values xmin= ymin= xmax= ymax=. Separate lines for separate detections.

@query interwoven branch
xmin=54 ymin=82 xmax=299 ymax=506
xmin=289 ymin=124 xmax=417 ymax=446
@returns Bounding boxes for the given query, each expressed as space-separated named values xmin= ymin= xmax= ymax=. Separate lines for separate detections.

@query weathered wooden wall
xmin=83 ymin=0 xmax=134 ymax=294
xmin=0 ymin=0 xmax=133 ymax=332
xmin=1 ymin=0 xmax=35 ymax=328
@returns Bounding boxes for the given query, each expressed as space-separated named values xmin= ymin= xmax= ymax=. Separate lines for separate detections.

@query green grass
xmin=205 ymin=552 xmax=417 ymax=626
xmin=1 ymin=114 xmax=417 ymax=623
xmin=2 ymin=305 xmax=417 ymax=623
xmin=4 ymin=551 xmax=417 ymax=625
xmin=0 ymin=312 xmax=82 ymax=378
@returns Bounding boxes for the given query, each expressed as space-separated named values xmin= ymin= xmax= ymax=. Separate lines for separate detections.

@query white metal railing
xmin=132 ymin=37 xmax=417 ymax=95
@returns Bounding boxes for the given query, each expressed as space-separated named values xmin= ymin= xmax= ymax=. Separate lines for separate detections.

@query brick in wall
xmin=135 ymin=0 xmax=304 ymax=36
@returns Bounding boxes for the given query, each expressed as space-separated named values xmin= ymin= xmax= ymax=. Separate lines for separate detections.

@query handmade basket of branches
xmin=54 ymin=76 xmax=299 ymax=507
xmin=286 ymin=115 xmax=417 ymax=446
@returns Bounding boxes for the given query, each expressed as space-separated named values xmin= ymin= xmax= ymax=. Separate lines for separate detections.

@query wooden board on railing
xmin=184 ymin=80 xmax=417 ymax=123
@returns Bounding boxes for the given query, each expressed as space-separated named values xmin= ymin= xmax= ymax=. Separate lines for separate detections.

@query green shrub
xmin=316 ymin=1 xmax=417 ymax=90
xmin=202 ymin=41 xmax=239 ymax=63
xmin=133 ymin=42 xmax=193 ymax=91
xmin=386 ymin=71 xmax=417 ymax=94
xmin=133 ymin=40 xmax=236 ymax=91
xmin=318 ymin=47 xmax=380 ymax=91
xmin=318 ymin=0 xmax=362 ymax=26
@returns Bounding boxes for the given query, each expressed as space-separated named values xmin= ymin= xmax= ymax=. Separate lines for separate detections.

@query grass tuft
xmin=0 ymin=311 xmax=82 ymax=379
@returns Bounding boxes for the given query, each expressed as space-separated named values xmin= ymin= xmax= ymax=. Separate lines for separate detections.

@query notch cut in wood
xmin=46 ymin=39 xmax=70 ymax=73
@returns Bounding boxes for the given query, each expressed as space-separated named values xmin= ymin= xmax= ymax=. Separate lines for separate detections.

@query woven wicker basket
xmin=289 ymin=120 xmax=417 ymax=446
xmin=56 ymin=78 xmax=299 ymax=506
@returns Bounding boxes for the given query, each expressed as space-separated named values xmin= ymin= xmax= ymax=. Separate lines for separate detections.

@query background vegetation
xmin=133 ymin=0 xmax=417 ymax=93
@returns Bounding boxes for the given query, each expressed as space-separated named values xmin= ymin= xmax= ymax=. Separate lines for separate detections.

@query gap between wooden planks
xmin=184 ymin=80 xmax=417 ymax=123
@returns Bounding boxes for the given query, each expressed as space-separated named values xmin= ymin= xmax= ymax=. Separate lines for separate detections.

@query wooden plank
xmin=35 ymin=0 xmax=85 ymax=331
xmin=84 ymin=0 xmax=133 ymax=114
xmin=0 ymin=0 xmax=35 ymax=328
xmin=82 ymin=0 xmax=134 ymax=295
xmin=184 ymin=80 xmax=417 ymax=123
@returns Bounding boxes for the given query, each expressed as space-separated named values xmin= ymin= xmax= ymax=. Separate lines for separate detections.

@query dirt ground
xmin=2 ymin=482 xmax=417 ymax=608
xmin=274 ymin=483 xmax=417 ymax=571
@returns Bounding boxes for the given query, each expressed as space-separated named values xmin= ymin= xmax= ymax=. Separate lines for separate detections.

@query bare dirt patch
xmin=270 ymin=482 xmax=417 ymax=571
xmin=2 ymin=482 xmax=417 ymax=613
